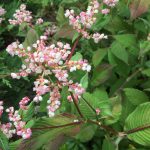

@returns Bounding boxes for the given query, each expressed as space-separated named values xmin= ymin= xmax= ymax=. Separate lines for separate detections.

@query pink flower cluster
xmin=36 ymin=18 xmax=43 ymax=25
xmin=47 ymin=87 xmax=61 ymax=117
xmin=0 ymin=7 xmax=6 ymax=23
xmin=44 ymin=25 xmax=58 ymax=36
xmin=19 ymin=96 xmax=30 ymax=110
xmin=65 ymin=0 xmax=108 ymax=43
xmin=9 ymin=4 xmax=32 ymax=25
xmin=103 ymin=0 xmax=119 ymax=7
xmin=0 ymin=104 xmax=32 ymax=139
xmin=6 ymin=35 xmax=91 ymax=117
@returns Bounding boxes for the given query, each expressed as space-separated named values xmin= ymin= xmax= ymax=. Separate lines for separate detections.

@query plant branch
xmin=125 ymin=124 xmax=150 ymax=134
xmin=87 ymin=120 xmax=118 ymax=135
xmin=70 ymin=92 xmax=84 ymax=119
xmin=32 ymin=121 xmax=83 ymax=130
xmin=67 ymin=36 xmax=81 ymax=61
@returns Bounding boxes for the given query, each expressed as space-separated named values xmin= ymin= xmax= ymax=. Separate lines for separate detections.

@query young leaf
xmin=80 ymin=73 xmax=88 ymax=89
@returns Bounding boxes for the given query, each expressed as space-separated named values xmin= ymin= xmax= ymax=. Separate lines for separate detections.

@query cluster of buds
xmin=47 ymin=87 xmax=61 ymax=117
xmin=36 ymin=18 xmax=43 ymax=25
xmin=33 ymin=78 xmax=50 ymax=102
xmin=0 ymin=104 xmax=32 ymax=139
xmin=68 ymin=83 xmax=85 ymax=101
xmin=65 ymin=0 xmax=108 ymax=43
xmin=5 ymin=107 xmax=32 ymax=139
xmin=103 ymin=0 xmax=119 ymax=7
xmin=0 ymin=7 xmax=6 ymax=23
xmin=44 ymin=25 xmax=58 ymax=36
xmin=6 ymin=35 xmax=91 ymax=116
xmin=19 ymin=97 xmax=30 ymax=110
xmin=9 ymin=4 xmax=32 ymax=25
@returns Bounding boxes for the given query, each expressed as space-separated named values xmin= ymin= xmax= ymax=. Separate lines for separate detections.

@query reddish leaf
xmin=130 ymin=0 xmax=150 ymax=19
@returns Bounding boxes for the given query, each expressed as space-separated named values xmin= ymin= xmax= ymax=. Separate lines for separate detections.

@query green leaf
xmin=92 ymin=48 xmax=107 ymax=67
xmin=139 ymin=41 xmax=150 ymax=56
xmin=23 ymin=29 xmax=39 ymax=48
xmin=79 ymin=89 xmax=112 ymax=119
xmin=71 ymin=52 xmax=82 ymax=61
xmin=142 ymin=68 xmax=150 ymax=77
xmin=80 ymin=73 xmax=88 ymax=89
xmin=18 ymin=115 xmax=80 ymax=150
xmin=125 ymin=102 xmax=150 ymax=146
xmin=124 ymin=88 xmax=149 ymax=105
xmin=56 ymin=6 xmax=66 ymax=26
xmin=9 ymin=140 xmax=22 ymax=150
xmin=108 ymin=50 xmax=130 ymax=76
xmin=72 ymin=32 xmax=79 ymax=43
xmin=102 ymin=139 xmax=115 ymax=150
xmin=106 ymin=96 xmax=122 ymax=125
xmin=22 ymin=102 xmax=35 ymax=121
xmin=113 ymin=34 xmax=137 ymax=48
xmin=0 ymin=131 xmax=9 ymax=150
xmin=76 ymin=124 xmax=97 ymax=142
xmin=91 ymin=64 xmax=112 ymax=86
xmin=120 ymin=97 xmax=136 ymax=125
xmin=39 ymin=93 xmax=49 ymax=112
xmin=111 ymin=42 xmax=128 ymax=64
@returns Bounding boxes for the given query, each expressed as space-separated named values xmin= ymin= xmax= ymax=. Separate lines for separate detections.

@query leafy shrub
xmin=0 ymin=0 xmax=150 ymax=150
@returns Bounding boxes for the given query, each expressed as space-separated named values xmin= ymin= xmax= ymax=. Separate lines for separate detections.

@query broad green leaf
xmin=18 ymin=115 xmax=80 ymax=150
xmin=113 ymin=34 xmax=137 ymax=48
xmin=23 ymin=29 xmax=39 ymax=48
xmin=108 ymin=50 xmax=130 ymax=76
xmin=91 ymin=64 xmax=112 ymax=86
xmin=56 ymin=6 xmax=66 ymax=26
xmin=142 ymin=68 xmax=150 ymax=77
xmin=102 ymin=139 xmax=115 ymax=150
xmin=124 ymin=88 xmax=149 ymax=105
xmin=79 ymin=89 xmax=112 ymax=119
xmin=92 ymin=48 xmax=107 ymax=67
xmin=125 ymin=102 xmax=150 ymax=146
xmin=106 ymin=96 xmax=122 ymax=125
xmin=0 ymin=131 xmax=9 ymax=150
xmin=76 ymin=124 xmax=97 ymax=142
xmin=80 ymin=73 xmax=88 ymax=89
xmin=92 ymin=14 xmax=111 ymax=31
xmin=111 ymin=42 xmax=128 ymax=64
xmin=120 ymin=97 xmax=136 ymax=125
xmin=9 ymin=140 xmax=22 ymax=150
xmin=71 ymin=52 xmax=82 ymax=61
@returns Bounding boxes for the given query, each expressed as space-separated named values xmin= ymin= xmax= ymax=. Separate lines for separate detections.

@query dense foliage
xmin=0 ymin=0 xmax=150 ymax=149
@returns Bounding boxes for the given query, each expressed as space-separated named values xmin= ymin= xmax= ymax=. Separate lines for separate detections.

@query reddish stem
xmin=70 ymin=92 xmax=84 ymax=119
xmin=67 ymin=36 xmax=81 ymax=62
xmin=32 ymin=121 xmax=83 ymax=130
xmin=125 ymin=124 xmax=150 ymax=134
